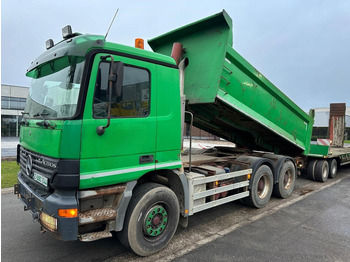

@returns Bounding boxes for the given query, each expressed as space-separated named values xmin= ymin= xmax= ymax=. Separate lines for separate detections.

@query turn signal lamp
xmin=135 ymin=38 xmax=144 ymax=49
xmin=247 ymin=174 xmax=251 ymax=180
xmin=58 ymin=208 xmax=78 ymax=218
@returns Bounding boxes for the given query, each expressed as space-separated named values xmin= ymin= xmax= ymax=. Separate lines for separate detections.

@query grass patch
xmin=1 ymin=160 xmax=20 ymax=188
xmin=345 ymin=140 xmax=350 ymax=144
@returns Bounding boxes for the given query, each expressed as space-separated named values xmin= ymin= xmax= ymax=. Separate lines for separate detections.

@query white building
xmin=314 ymin=107 xmax=350 ymax=127
xmin=313 ymin=106 xmax=350 ymax=140
xmin=1 ymin=84 xmax=29 ymax=137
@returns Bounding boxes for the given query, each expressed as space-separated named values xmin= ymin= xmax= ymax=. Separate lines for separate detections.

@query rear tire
xmin=327 ymin=159 xmax=337 ymax=178
xmin=242 ymin=165 xmax=273 ymax=208
xmin=273 ymin=161 xmax=296 ymax=199
xmin=117 ymin=183 xmax=179 ymax=256
xmin=307 ymin=159 xmax=318 ymax=181
xmin=314 ymin=160 xmax=329 ymax=182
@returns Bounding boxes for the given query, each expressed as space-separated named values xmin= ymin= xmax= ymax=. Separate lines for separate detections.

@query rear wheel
xmin=307 ymin=159 xmax=318 ymax=181
xmin=273 ymin=161 xmax=296 ymax=199
xmin=242 ymin=165 xmax=273 ymax=208
xmin=314 ymin=160 xmax=329 ymax=182
xmin=117 ymin=183 xmax=179 ymax=256
xmin=327 ymin=159 xmax=337 ymax=178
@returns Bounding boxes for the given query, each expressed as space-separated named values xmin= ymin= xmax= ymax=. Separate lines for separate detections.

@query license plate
xmin=33 ymin=172 xmax=48 ymax=187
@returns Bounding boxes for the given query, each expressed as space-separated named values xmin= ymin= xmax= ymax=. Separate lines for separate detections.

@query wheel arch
xmin=232 ymin=156 xmax=274 ymax=190
xmin=262 ymin=153 xmax=297 ymax=184
xmin=136 ymin=169 xmax=188 ymax=216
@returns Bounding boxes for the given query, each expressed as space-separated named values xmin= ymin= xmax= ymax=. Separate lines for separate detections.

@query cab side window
xmin=93 ymin=62 xmax=150 ymax=118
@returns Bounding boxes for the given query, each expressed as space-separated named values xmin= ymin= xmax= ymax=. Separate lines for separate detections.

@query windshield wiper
xmin=34 ymin=113 xmax=56 ymax=129
xmin=20 ymin=112 xmax=29 ymax=126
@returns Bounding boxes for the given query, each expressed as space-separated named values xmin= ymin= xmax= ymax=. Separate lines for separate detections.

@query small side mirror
xmin=112 ymin=61 xmax=124 ymax=97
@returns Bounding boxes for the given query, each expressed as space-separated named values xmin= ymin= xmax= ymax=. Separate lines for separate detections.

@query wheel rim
xmin=143 ymin=204 xmax=168 ymax=237
xmin=322 ymin=165 xmax=328 ymax=179
xmin=283 ymin=169 xmax=292 ymax=190
xmin=331 ymin=161 xmax=337 ymax=175
xmin=257 ymin=175 xmax=270 ymax=199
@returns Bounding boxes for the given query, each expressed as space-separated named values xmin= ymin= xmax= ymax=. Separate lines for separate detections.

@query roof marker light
xmin=62 ymin=25 xmax=73 ymax=39
xmin=135 ymin=38 xmax=144 ymax=49
xmin=46 ymin=39 xmax=54 ymax=50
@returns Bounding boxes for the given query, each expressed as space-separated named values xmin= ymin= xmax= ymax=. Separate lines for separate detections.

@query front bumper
xmin=15 ymin=172 xmax=79 ymax=241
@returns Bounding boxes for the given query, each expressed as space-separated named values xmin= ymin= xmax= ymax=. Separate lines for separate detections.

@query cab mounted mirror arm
xmin=96 ymin=56 xmax=124 ymax=135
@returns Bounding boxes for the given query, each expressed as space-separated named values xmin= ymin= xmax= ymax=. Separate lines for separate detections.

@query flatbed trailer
xmin=329 ymin=147 xmax=350 ymax=166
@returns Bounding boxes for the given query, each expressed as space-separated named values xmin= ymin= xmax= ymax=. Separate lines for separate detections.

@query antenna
xmin=105 ymin=8 xmax=119 ymax=40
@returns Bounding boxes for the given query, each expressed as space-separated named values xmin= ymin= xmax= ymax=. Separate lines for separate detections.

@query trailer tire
xmin=242 ymin=165 xmax=273 ymax=208
xmin=117 ymin=183 xmax=179 ymax=256
xmin=307 ymin=159 xmax=318 ymax=181
xmin=327 ymin=159 xmax=337 ymax=178
xmin=273 ymin=161 xmax=296 ymax=199
xmin=314 ymin=160 xmax=329 ymax=182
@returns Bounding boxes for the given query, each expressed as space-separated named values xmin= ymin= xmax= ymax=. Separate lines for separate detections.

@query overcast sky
xmin=2 ymin=0 xmax=349 ymax=111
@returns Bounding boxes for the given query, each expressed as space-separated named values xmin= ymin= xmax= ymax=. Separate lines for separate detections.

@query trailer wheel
xmin=327 ymin=159 xmax=337 ymax=178
xmin=307 ymin=159 xmax=318 ymax=181
xmin=314 ymin=160 xmax=329 ymax=182
xmin=242 ymin=165 xmax=273 ymax=208
xmin=273 ymin=161 xmax=296 ymax=199
xmin=117 ymin=183 xmax=179 ymax=256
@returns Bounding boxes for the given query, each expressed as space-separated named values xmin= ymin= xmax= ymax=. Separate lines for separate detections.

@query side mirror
xmin=112 ymin=61 xmax=124 ymax=97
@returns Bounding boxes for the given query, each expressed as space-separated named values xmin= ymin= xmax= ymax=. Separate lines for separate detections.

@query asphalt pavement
xmin=173 ymin=176 xmax=350 ymax=262
xmin=2 ymin=168 xmax=349 ymax=262
xmin=2 ymin=137 xmax=350 ymax=261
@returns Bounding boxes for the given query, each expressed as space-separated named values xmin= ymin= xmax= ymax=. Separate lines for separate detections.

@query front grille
xmin=19 ymin=146 xmax=59 ymax=192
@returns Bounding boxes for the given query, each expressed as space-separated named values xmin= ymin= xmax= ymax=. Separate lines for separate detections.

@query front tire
xmin=117 ymin=183 xmax=179 ymax=256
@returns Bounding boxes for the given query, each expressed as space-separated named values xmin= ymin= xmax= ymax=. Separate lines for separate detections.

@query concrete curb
xmin=2 ymin=187 xmax=14 ymax=194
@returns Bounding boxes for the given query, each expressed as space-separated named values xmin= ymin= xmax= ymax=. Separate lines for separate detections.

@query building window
xmin=1 ymin=115 xmax=22 ymax=137
xmin=1 ymin=96 xmax=26 ymax=110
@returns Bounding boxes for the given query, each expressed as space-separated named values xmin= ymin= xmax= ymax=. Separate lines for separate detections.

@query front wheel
xmin=242 ymin=165 xmax=273 ymax=209
xmin=117 ymin=183 xmax=179 ymax=256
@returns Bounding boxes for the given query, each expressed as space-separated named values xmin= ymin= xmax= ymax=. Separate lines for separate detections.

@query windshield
xmin=25 ymin=56 xmax=85 ymax=118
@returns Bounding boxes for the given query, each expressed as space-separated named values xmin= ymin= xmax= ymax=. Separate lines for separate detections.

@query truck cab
xmin=16 ymin=28 xmax=183 ymax=241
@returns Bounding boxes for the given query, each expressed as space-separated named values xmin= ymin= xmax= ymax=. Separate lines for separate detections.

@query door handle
xmin=139 ymin=155 xmax=154 ymax=164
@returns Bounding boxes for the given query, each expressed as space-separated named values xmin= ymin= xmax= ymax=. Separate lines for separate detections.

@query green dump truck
xmin=15 ymin=10 xmax=350 ymax=256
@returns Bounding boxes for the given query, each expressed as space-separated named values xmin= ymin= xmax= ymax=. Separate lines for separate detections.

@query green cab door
xmin=80 ymin=53 xmax=157 ymax=189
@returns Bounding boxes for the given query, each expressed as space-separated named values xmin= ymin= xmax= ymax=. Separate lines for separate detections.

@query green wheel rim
xmin=144 ymin=205 xmax=168 ymax=237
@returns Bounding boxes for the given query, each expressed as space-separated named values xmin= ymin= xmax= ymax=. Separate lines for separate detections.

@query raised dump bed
xmin=149 ymin=10 xmax=314 ymax=157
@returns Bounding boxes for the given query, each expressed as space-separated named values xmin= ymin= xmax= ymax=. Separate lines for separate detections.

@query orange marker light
xmin=135 ymin=38 xmax=144 ymax=49
xmin=247 ymin=174 xmax=251 ymax=180
xmin=58 ymin=208 xmax=78 ymax=218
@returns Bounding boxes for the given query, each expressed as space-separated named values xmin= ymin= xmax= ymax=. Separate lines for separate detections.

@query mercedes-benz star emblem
xmin=26 ymin=155 xmax=33 ymax=176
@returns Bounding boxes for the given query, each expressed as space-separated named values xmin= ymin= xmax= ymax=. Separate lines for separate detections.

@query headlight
xmin=40 ymin=212 xmax=57 ymax=232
